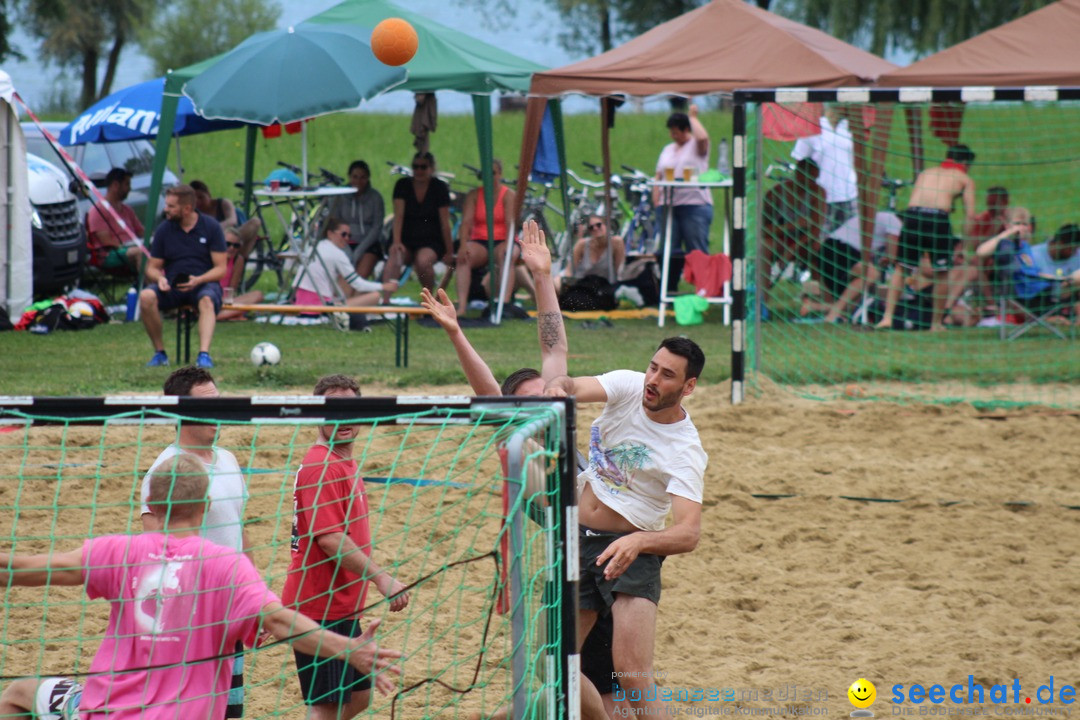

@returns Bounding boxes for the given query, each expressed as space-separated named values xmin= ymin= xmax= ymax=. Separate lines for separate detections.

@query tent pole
xmin=512 ymin=96 xmax=547 ymax=226
xmin=174 ymin=136 xmax=183 ymax=180
xmin=147 ymin=74 xmax=181 ymax=243
xmin=301 ymin=121 xmax=308 ymax=186
xmin=549 ymin=100 xmax=571 ymax=240
xmin=243 ymin=125 xmax=257 ymax=218
xmin=600 ymin=97 xmax=612 ymax=278
xmin=472 ymin=94 xmax=499 ymax=322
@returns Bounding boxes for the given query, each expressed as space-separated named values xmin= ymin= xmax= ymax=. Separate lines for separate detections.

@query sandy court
xmin=1 ymin=380 xmax=1078 ymax=717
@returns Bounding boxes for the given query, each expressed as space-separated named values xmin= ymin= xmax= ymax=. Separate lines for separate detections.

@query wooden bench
xmin=222 ymin=304 xmax=430 ymax=367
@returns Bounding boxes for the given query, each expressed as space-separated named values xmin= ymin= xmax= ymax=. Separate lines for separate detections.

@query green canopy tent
xmin=303 ymin=0 xmax=551 ymax=313
xmin=146 ymin=0 xmax=551 ymax=311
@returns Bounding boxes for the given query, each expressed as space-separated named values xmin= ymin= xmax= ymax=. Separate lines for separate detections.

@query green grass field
xmin=7 ymin=104 xmax=1077 ymax=402
xmin=0 ymin=312 xmax=730 ymax=395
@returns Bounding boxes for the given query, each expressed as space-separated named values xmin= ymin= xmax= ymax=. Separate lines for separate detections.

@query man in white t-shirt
xmin=139 ymin=365 xmax=251 ymax=719
xmin=791 ymin=106 xmax=858 ymax=233
xmin=294 ymin=217 xmax=397 ymax=308
xmin=654 ymin=105 xmax=712 ymax=290
xmin=546 ymin=337 xmax=708 ymax=720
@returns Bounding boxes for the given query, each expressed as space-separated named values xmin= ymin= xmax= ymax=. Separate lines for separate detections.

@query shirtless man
xmin=876 ymin=145 xmax=976 ymax=331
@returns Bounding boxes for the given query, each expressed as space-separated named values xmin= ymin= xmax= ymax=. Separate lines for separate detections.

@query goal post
xmin=731 ymin=86 xmax=1080 ymax=408
xmin=0 ymin=394 xmax=579 ymax=719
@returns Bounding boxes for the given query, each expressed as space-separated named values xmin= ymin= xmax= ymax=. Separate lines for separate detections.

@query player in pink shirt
xmin=0 ymin=453 xmax=402 ymax=719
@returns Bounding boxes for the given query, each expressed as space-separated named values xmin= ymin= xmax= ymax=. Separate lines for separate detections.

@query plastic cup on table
xmin=223 ymin=286 xmax=235 ymax=305
xmin=663 ymin=167 xmax=675 ymax=182
xmin=682 ymin=167 xmax=693 ymax=182
xmin=270 ymin=180 xmax=281 ymax=191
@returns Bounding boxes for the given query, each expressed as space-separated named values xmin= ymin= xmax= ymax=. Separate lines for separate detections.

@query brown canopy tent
xmin=878 ymin=0 xmax=1080 ymax=87
xmin=878 ymin=0 xmax=1080 ymax=174
xmin=514 ymin=0 xmax=897 ymax=232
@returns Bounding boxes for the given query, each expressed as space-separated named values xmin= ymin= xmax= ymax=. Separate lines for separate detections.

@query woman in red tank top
xmin=455 ymin=159 xmax=519 ymax=315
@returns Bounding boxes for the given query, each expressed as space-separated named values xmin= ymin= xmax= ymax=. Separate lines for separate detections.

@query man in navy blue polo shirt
xmin=138 ymin=184 xmax=227 ymax=368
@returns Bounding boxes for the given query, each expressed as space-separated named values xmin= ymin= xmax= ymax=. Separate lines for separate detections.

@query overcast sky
xmin=4 ymin=0 xmax=582 ymax=114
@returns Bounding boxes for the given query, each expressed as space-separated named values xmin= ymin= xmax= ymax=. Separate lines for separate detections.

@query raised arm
xmin=688 ymin=104 xmax=710 ymax=157
xmin=0 ymin=548 xmax=85 ymax=587
xmin=261 ymin=606 xmax=402 ymax=695
xmin=519 ymin=219 xmax=567 ymax=381
xmin=420 ymin=287 xmax=501 ymax=395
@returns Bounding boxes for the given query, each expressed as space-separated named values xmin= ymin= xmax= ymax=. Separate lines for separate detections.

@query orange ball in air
xmin=371 ymin=18 xmax=419 ymax=66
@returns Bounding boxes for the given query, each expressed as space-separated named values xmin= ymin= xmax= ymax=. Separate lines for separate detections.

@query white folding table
xmin=653 ymin=178 xmax=733 ymax=328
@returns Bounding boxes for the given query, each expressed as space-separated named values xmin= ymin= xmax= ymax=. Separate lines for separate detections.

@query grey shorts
xmin=578 ymin=525 xmax=664 ymax=611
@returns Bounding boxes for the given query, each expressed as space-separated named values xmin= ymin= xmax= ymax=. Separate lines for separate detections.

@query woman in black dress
xmin=382 ymin=151 xmax=454 ymax=294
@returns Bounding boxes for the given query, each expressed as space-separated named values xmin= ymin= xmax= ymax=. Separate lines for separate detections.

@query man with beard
xmin=139 ymin=184 xmax=227 ymax=368
xmin=282 ymin=374 xmax=410 ymax=720
xmin=545 ymin=338 xmax=708 ymax=720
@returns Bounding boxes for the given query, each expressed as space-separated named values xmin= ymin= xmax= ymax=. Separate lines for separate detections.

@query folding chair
xmin=993 ymin=241 xmax=1075 ymax=341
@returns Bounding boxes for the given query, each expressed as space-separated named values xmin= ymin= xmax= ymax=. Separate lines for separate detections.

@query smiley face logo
xmin=848 ymin=678 xmax=877 ymax=709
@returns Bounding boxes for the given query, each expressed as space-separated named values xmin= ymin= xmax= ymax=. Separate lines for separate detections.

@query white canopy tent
xmin=0 ymin=69 xmax=31 ymax=318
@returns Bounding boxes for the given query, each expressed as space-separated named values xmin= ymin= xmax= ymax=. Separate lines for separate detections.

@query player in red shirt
xmin=282 ymin=374 xmax=410 ymax=720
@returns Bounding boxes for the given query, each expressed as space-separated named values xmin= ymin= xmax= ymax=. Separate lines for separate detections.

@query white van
xmin=26 ymin=151 xmax=85 ymax=294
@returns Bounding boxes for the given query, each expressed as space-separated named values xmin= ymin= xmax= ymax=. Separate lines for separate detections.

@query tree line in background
xmin=0 ymin=0 xmax=1059 ymax=113
xmin=1 ymin=0 xmax=280 ymax=110
xmin=469 ymin=0 xmax=1055 ymax=60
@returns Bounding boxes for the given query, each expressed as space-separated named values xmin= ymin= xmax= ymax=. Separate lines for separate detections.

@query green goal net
xmin=733 ymin=90 xmax=1080 ymax=409
xmin=0 ymin=395 xmax=576 ymax=719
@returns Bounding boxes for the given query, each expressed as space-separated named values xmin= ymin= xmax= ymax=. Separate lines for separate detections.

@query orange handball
xmin=371 ymin=18 xmax=418 ymax=66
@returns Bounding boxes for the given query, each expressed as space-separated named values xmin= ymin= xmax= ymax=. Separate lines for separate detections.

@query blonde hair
xmin=1006 ymin=207 xmax=1031 ymax=225
xmin=147 ymin=453 xmax=209 ymax=522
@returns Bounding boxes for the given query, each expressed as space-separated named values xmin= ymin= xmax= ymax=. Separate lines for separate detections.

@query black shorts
xmin=899 ymin=207 xmax=955 ymax=271
xmin=225 ymin=643 xmax=244 ymax=718
xmin=578 ymin=526 xmax=663 ymax=611
xmin=820 ymin=239 xmax=862 ymax=298
xmin=581 ymin=611 xmax=616 ymax=695
xmin=294 ymin=618 xmax=372 ymax=706
xmin=403 ymin=236 xmax=446 ymax=257
xmin=154 ymin=282 xmax=222 ymax=313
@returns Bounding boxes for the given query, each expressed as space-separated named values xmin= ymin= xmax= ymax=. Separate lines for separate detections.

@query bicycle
xmin=239 ymin=162 xmax=344 ymax=293
xmin=582 ymin=162 xmax=658 ymax=254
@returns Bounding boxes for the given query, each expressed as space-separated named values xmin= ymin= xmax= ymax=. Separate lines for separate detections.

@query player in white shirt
xmin=138 ymin=366 xmax=252 ymax=719
xmin=792 ymin=106 xmax=858 ymax=233
xmin=546 ymin=337 xmax=708 ymax=720
xmin=294 ymin=217 xmax=398 ymax=307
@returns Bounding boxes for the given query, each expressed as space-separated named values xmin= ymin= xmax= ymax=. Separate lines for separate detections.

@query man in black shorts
xmin=546 ymin=338 xmax=708 ymax=720
xmin=877 ymin=145 xmax=977 ymax=331
xmin=138 ymin=184 xmax=227 ymax=367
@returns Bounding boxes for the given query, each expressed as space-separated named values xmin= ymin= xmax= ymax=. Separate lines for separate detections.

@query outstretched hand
xmin=347 ymin=618 xmax=404 ymax=696
xmin=420 ymin=287 xmax=459 ymax=334
xmin=518 ymin=219 xmax=551 ymax=276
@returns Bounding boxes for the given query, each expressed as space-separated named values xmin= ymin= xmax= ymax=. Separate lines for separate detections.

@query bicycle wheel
xmin=241 ymin=235 xmax=284 ymax=294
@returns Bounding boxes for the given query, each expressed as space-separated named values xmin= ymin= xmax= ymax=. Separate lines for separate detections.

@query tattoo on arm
xmin=538 ymin=312 xmax=562 ymax=349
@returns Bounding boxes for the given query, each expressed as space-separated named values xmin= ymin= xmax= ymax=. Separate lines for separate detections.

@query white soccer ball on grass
xmin=250 ymin=342 xmax=281 ymax=366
